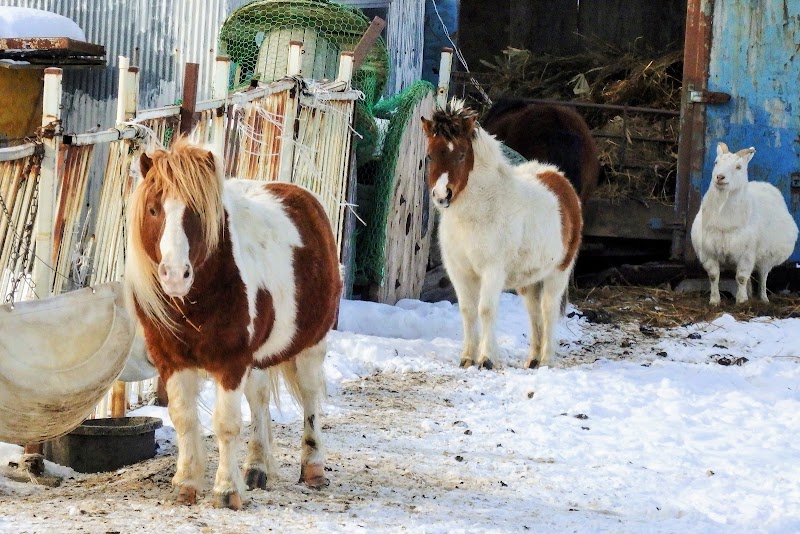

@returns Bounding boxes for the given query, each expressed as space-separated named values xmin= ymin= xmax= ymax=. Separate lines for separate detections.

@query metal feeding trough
xmin=43 ymin=416 xmax=162 ymax=473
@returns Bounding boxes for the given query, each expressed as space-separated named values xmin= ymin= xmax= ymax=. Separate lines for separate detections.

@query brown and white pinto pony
xmin=125 ymin=138 xmax=341 ymax=510
xmin=422 ymin=100 xmax=582 ymax=370
xmin=482 ymin=98 xmax=599 ymax=208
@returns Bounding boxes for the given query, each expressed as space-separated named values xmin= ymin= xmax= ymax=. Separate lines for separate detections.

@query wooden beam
xmin=179 ymin=62 xmax=200 ymax=136
xmin=352 ymin=16 xmax=386 ymax=71
xmin=110 ymin=381 xmax=127 ymax=418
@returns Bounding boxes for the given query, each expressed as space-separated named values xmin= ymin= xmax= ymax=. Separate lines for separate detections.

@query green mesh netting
xmin=219 ymin=0 xmax=389 ymax=101
xmin=219 ymin=0 xmax=388 ymax=184
xmin=354 ymin=81 xmax=436 ymax=287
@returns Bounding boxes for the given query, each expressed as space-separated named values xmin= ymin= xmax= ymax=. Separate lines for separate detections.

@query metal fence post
xmin=33 ymin=67 xmax=62 ymax=300
xmin=211 ymin=55 xmax=230 ymax=158
xmin=437 ymin=47 xmax=454 ymax=108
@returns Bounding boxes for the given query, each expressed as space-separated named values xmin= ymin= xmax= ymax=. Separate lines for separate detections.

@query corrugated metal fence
xmin=0 ymin=0 xmax=249 ymax=133
xmin=0 ymin=0 xmax=427 ymax=134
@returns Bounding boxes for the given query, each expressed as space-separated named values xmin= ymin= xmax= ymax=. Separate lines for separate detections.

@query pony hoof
xmin=175 ymin=486 xmax=198 ymax=506
xmin=300 ymin=464 xmax=330 ymax=489
xmin=459 ymin=358 xmax=474 ymax=368
xmin=213 ymin=491 xmax=243 ymax=510
xmin=478 ymin=359 xmax=494 ymax=370
xmin=525 ymin=359 xmax=540 ymax=369
xmin=245 ymin=468 xmax=268 ymax=490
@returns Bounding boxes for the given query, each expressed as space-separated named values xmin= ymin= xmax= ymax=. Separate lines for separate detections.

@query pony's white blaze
xmin=432 ymin=173 xmax=450 ymax=204
xmin=158 ymin=198 xmax=193 ymax=297
xmin=224 ymin=179 xmax=301 ymax=352
xmin=447 ymin=141 xmax=454 ymax=151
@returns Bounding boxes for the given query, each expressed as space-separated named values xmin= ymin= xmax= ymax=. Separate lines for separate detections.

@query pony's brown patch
xmin=538 ymin=170 xmax=583 ymax=271
xmin=254 ymin=183 xmax=342 ymax=367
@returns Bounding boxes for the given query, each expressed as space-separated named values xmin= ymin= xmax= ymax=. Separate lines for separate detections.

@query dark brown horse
xmin=482 ymin=98 xmax=600 ymax=207
xmin=126 ymin=138 xmax=341 ymax=510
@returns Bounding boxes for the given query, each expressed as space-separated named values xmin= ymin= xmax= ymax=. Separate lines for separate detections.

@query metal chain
xmin=1 ymin=145 xmax=44 ymax=304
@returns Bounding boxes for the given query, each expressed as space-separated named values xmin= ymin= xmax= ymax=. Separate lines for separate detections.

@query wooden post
xmin=110 ymin=381 xmax=127 ymax=417
xmin=436 ymin=48 xmax=454 ymax=108
xmin=336 ymin=52 xmax=355 ymax=85
xmin=287 ymin=40 xmax=303 ymax=76
xmin=278 ymin=42 xmax=302 ymax=183
xmin=109 ymin=57 xmax=141 ymax=417
xmin=179 ymin=62 xmax=200 ymax=136
xmin=211 ymin=55 xmax=230 ymax=158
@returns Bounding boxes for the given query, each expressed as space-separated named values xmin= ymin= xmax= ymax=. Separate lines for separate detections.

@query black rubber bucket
xmin=44 ymin=416 xmax=163 ymax=473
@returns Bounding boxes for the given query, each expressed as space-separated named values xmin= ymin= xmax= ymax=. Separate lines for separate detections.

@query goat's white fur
xmin=436 ymin=126 xmax=575 ymax=369
xmin=691 ymin=142 xmax=798 ymax=305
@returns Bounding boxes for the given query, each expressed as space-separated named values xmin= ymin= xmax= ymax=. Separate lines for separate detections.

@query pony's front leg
xmin=166 ymin=368 xmax=205 ymax=505
xmin=211 ymin=374 xmax=247 ymax=510
xmin=288 ymin=341 xmax=329 ymax=488
xmin=448 ymin=268 xmax=480 ymax=368
xmin=476 ymin=267 xmax=505 ymax=370
xmin=243 ymin=368 xmax=278 ymax=490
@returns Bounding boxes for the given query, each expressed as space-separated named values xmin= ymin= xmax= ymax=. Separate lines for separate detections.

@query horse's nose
xmin=158 ymin=262 xmax=192 ymax=283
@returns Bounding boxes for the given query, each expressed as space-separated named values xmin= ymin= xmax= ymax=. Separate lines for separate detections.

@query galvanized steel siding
xmin=704 ymin=0 xmax=800 ymax=260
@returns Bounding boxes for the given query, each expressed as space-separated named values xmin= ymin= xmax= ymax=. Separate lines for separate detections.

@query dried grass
xmin=573 ymin=286 xmax=800 ymax=328
xmin=476 ymin=44 xmax=683 ymax=203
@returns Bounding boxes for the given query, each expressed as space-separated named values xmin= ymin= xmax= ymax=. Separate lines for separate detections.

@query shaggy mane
xmin=428 ymin=98 xmax=480 ymax=140
xmin=126 ymin=137 xmax=225 ymax=331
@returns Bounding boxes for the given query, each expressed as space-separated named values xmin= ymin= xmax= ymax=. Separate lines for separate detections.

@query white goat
xmin=691 ymin=142 xmax=798 ymax=305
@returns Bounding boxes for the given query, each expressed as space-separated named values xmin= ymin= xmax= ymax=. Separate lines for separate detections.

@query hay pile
xmin=474 ymin=46 xmax=683 ymax=202
xmin=574 ymin=286 xmax=800 ymax=328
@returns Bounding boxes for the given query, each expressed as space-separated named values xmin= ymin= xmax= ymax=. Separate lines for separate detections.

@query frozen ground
xmin=2 ymin=294 xmax=799 ymax=533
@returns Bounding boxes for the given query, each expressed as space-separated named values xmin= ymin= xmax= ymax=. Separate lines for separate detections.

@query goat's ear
xmin=420 ymin=116 xmax=433 ymax=137
xmin=716 ymin=142 xmax=729 ymax=156
xmin=139 ymin=153 xmax=153 ymax=178
xmin=737 ymin=147 xmax=756 ymax=164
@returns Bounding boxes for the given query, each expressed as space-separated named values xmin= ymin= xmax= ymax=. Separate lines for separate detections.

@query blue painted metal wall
xmin=704 ymin=0 xmax=800 ymax=260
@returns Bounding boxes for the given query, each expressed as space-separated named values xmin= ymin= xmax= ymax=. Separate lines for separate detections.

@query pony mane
xmin=126 ymin=137 xmax=225 ymax=331
xmin=428 ymin=98 xmax=480 ymax=140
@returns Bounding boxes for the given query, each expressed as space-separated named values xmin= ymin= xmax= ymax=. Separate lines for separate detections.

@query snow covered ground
xmin=2 ymin=293 xmax=799 ymax=533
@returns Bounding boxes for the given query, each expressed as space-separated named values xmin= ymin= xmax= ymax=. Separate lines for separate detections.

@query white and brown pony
xmin=125 ymin=138 xmax=341 ymax=509
xmin=422 ymin=100 xmax=582 ymax=370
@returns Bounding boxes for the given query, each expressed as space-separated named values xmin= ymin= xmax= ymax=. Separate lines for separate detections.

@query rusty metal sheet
xmin=674 ymin=0 xmax=714 ymax=263
xmin=0 ymin=37 xmax=104 ymax=55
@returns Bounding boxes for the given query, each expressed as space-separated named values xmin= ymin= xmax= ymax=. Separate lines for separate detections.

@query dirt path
xmin=1 ymin=320 xmax=664 ymax=533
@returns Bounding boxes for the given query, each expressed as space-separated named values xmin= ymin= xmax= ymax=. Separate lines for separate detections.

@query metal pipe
xmin=134 ymin=105 xmax=181 ymax=121
xmin=0 ymin=144 xmax=36 ymax=162
xmin=33 ymin=67 xmax=63 ymax=299
xmin=116 ymin=56 xmax=130 ymax=125
xmin=64 ymin=127 xmax=141 ymax=146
